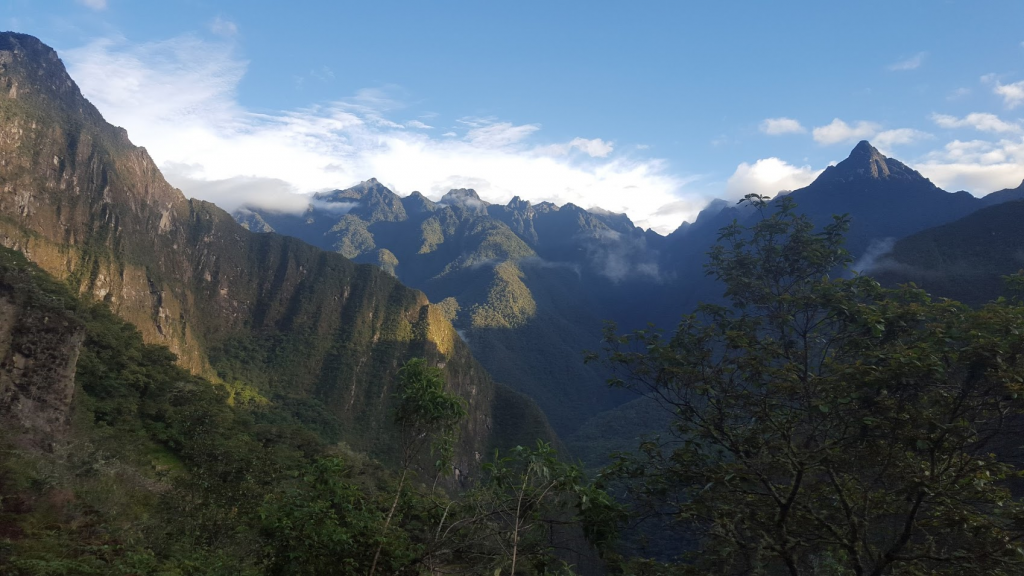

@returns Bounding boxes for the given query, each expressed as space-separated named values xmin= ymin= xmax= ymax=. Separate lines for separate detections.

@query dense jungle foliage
xmin=0 ymin=247 xmax=617 ymax=575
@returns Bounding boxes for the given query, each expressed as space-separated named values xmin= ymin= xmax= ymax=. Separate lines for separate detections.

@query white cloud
xmin=464 ymin=122 xmax=540 ymax=148
xmin=808 ymin=119 xmax=927 ymax=151
xmin=759 ymin=117 xmax=806 ymax=135
xmin=406 ymin=120 xmax=433 ymax=129
xmin=162 ymin=163 xmax=310 ymax=213
xmin=887 ymin=52 xmax=927 ymax=71
xmin=77 ymin=0 xmax=107 ymax=10
xmin=209 ymin=17 xmax=238 ymax=37
xmin=537 ymin=137 xmax=615 ymax=158
xmin=931 ymin=112 xmax=1021 ymax=133
xmin=64 ymin=35 xmax=692 ymax=234
xmin=994 ymin=80 xmax=1024 ymax=109
xmin=873 ymin=128 xmax=932 ymax=152
xmin=812 ymin=118 xmax=881 ymax=145
xmin=914 ymin=137 xmax=1024 ymax=193
xmin=568 ymin=137 xmax=613 ymax=157
xmin=725 ymin=157 xmax=822 ymax=199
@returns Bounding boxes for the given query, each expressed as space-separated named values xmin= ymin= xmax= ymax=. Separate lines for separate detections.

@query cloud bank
xmin=64 ymin=35 xmax=692 ymax=233
xmin=916 ymin=137 xmax=1024 ymax=192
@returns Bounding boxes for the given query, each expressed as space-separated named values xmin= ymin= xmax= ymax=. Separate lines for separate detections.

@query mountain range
xmin=0 ymin=31 xmax=551 ymax=470
xmin=235 ymin=138 xmax=1024 ymax=460
xmin=4 ymin=30 xmax=1024 ymax=572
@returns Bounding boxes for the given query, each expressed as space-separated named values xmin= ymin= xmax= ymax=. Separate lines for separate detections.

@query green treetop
xmin=597 ymin=194 xmax=1024 ymax=575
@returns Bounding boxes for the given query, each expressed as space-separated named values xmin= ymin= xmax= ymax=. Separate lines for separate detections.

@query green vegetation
xmin=877 ymin=200 xmax=1024 ymax=306
xmin=0 ymin=247 xmax=608 ymax=574
xmin=374 ymin=248 xmax=400 ymax=276
xmin=329 ymin=214 xmax=377 ymax=259
xmin=470 ymin=262 xmax=538 ymax=329
xmin=418 ymin=215 xmax=449 ymax=254
xmin=595 ymin=195 xmax=1024 ymax=574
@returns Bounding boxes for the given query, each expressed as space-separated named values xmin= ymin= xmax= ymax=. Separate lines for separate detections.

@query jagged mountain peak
xmin=439 ymin=188 xmax=489 ymax=212
xmin=316 ymin=177 xmax=396 ymax=202
xmin=507 ymin=195 xmax=531 ymax=210
xmin=1 ymin=32 xmax=78 ymax=102
xmin=309 ymin=178 xmax=408 ymax=223
xmin=813 ymin=140 xmax=930 ymax=186
xmin=402 ymin=190 xmax=436 ymax=213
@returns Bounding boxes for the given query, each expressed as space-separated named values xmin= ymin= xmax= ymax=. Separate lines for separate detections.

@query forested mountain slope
xmin=0 ymin=31 xmax=552 ymax=467
xmin=870 ymin=199 xmax=1024 ymax=305
xmin=238 ymin=180 xmax=656 ymax=437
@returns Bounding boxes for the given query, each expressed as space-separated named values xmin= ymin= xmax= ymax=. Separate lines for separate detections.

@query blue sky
xmin=5 ymin=0 xmax=1024 ymax=232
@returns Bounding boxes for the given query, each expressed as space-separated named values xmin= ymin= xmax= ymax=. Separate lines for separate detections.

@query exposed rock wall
xmin=0 ymin=280 xmax=84 ymax=446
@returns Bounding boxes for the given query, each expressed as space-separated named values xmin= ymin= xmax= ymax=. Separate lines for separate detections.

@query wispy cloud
xmin=812 ymin=118 xmax=881 ymax=145
xmin=76 ymin=0 xmax=107 ymax=10
xmin=64 ymin=35 xmax=693 ymax=233
xmin=947 ymin=87 xmax=972 ymax=101
xmin=811 ymin=118 xmax=929 ymax=150
xmin=887 ymin=52 xmax=927 ymax=71
xmin=464 ymin=122 xmax=540 ymax=148
xmin=759 ymin=117 xmax=806 ymax=135
xmin=535 ymin=137 xmax=614 ymax=158
xmin=873 ymin=128 xmax=932 ymax=151
xmin=932 ymin=112 xmax=1021 ymax=133
xmin=209 ymin=17 xmax=238 ymax=37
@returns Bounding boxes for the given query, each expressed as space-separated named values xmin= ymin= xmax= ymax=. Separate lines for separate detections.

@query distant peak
xmin=850 ymin=140 xmax=877 ymax=156
xmin=315 ymin=178 xmax=397 ymax=202
xmin=507 ymin=195 xmax=531 ymax=210
xmin=813 ymin=140 xmax=929 ymax=186
xmin=442 ymin=188 xmax=482 ymax=200
xmin=401 ymin=190 xmax=435 ymax=213
xmin=440 ymin=188 xmax=488 ymax=210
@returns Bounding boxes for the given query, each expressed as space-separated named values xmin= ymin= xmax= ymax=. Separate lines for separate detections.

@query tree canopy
xmin=598 ymin=195 xmax=1024 ymax=575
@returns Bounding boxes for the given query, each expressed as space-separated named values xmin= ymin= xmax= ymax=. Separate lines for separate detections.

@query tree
xmin=260 ymin=457 xmax=406 ymax=576
xmin=597 ymin=195 xmax=1024 ymax=575
xmin=427 ymin=442 xmax=623 ymax=575
xmin=370 ymin=358 xmax=467 ymax=576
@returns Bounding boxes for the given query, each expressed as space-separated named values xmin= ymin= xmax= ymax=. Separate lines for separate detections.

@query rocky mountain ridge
xmin=237 ymin=140 xmax=1024 ymax=452
xmin=0 ymin=31 xmax=551 ymax=468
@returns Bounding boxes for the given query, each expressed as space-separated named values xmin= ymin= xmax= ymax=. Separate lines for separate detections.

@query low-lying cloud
xmin=65 ymin=35 xmax=692 ymax=234
xmin=582 ymin=229 xmax=661 ymax=283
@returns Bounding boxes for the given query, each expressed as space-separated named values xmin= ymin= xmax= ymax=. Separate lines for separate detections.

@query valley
xmin=3 ymin=26 xmax=1024 ymax=575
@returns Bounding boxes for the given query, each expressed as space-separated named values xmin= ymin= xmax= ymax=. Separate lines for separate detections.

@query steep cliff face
xmin=0 ymin=32 xmax=551 ymax=466
xmin=0 ymin=259 xmax=84 ymax=445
